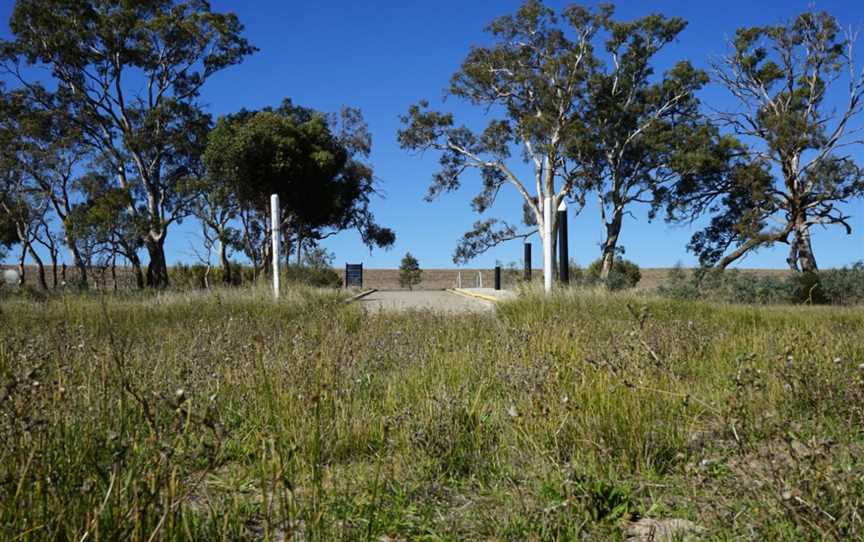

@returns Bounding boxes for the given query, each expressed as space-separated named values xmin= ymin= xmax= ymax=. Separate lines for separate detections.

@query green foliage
xmin=664 ymin=10 xmax=864 ymax=271
xmin=283 ymin=265 xmax=341 ymax=289
xmin=586 ymin=257 xmax=642 ymax=290
xmin=397 ymin=2 xmax=613 ymax=262
xmin=3 ymin=0 xmax=257 ymax=287
xmin=205 ymin=100 xmax=395 ymax=251
xmin=398 ymin=252 xmax=422 ymax=290
xmin=818 ymin=262 xmax=864 ymax=305
xmin=168 ymin=263 xmax=257 ymax=289
xmin=0 ymin=190 xmax=18 ymax=255
xmin=658 ymin=263 xmax=864 ymax=305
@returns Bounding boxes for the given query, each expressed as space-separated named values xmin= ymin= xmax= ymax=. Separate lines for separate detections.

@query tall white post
xmin=271 ymin=194 xmax=280 ymax=299
xmin=543 ymin=195 xmax=553 ymax=293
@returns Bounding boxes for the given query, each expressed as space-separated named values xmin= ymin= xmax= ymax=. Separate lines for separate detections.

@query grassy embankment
xmin=1 ymin=287 xmax=862 ymax=540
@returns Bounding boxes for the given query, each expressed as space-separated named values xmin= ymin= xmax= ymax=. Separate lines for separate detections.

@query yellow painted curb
xmin=448 ymin=288 xmax=500 ymax=303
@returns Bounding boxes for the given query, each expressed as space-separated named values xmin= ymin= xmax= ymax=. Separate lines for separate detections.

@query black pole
xmin=524 ymin=243 xmax=532 ymax=282
xmin=494 ymin=265 xmax=501 ymax=290
xmin=558 ymin=208 xmax=569 ymax=284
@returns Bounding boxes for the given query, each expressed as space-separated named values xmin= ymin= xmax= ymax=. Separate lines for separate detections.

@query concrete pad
xmin=357 ymin=289 xmax=494 ymax=314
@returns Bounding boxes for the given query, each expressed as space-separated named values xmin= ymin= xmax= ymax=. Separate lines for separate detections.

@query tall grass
xmin=1 ymin=288 xmax=862 ymax=540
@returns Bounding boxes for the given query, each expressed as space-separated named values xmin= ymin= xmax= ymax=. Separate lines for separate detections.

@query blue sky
xmin=2 ymin=0 xmax=863 ymax=269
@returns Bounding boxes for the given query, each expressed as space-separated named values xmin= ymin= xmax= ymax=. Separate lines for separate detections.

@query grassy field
xmin=1 ymin=287 xmax=862 ymax=541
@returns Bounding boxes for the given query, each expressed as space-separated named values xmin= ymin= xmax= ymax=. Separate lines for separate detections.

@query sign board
xmin=345 ymin=263 xmax=363 ymax=288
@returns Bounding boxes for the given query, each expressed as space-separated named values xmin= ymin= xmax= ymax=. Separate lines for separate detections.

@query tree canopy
xmin=665 ymin=10 xmax=864 ymax=271
xmin=204 ymin=99 xmax=395 ymax=269
xmin=1 ymin=0 xmax=256 ymax=286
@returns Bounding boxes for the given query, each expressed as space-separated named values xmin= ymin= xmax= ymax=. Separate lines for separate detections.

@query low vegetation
xmin=658 ymin=263 xmax=864 ymax=306
xmin=2 ymin=287 xmax=862 ymax=540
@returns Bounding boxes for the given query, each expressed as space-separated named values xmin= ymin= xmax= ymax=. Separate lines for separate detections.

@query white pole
xmin=543 ymin=195 xmax=553 ymax=293
xmin=271 ymin=194 xmax=280 ymax=299
xmin=457 ymin=270 xmax=462 ymax=288
xmin=478 ymin=271 xmax=483 ymax=289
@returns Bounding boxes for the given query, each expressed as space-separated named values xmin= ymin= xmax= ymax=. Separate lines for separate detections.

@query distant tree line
xmin=0 ymin=0 xmax=393 ymax=289
xmin=2 ymin=0 xmax=862 ymax=291
xmin=399 ymin=1 xmax=864 ymax=278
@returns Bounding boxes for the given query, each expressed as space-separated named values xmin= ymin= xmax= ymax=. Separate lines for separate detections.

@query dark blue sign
xmin=345 ymin=263 xmax=363 ymax=288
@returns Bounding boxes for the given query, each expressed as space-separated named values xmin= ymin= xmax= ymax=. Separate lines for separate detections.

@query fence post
xmin=271 ymin=194 xmax=280 ymax=299
xmin=478 ymin=271 xmax=483 ymax=289
xmin=457 ymin=270 xmax=462 ymax=288
xmin=524 ymin=242 xmax=532 ymax=282
xmin=558 ymin=202 xmax=569 ymax=285
xmin=494 ymin=266 xmax=501 ymax=290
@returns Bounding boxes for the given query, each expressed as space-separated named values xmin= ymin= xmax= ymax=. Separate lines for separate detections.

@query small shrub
xmin=398 ymin=252 xmax=422 ymax=290
xmin=818 ymin=261 xmax=864 ymax=305
xmin=586 ymin=257 xmax=641 ymax=290
xmin=283 ymin=264 xmax=341 ymax=288
xmin=789 ymin=271 xmax=826 ymax=304
xmin=656 ymin=264 xmax=700 ymax=300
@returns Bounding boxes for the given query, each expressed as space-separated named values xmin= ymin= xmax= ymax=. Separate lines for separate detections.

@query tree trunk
xmin=600 ymin=209 xmax=624 ymax=280
xmin=17 ymin=245 xmax=26 ymax=287
xmin=69 ymin=243 xmax=89 ymax=288
xmin=793 ymin=217 xmax=818 ymax=273
xmin=26 ymin=243 xmax=48 ymax=290
xmin=218 ymin=239 xmax=232 ymax=285
xmin=129 ymin=253 xmax=145 ymax=289
xmin=111 ymin=253 xmax=118 ymax=291
xmin=145 ymin=239 xmax=170 ymax=288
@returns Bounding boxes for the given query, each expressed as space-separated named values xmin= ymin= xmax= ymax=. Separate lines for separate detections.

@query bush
xmin=818 ymin=262 xmax=864 ymax=305
xmin=169 ymin=263 xmax=211 ymax=289
xmin=656 ymin=264 xmax=700 ymax=300
xmin=169 ymin=263 xmax=258 ymax=289
xmin=585 ymin=257 xmax=641 ymax=290
xmin=657 ymin=262 xmax=864 ymax=306
xmin=283 ymin=264 xmax=341 ymax=288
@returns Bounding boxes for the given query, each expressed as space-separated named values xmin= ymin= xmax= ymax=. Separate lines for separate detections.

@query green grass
xmin=1 ymin=287 xmax=862 ymax=540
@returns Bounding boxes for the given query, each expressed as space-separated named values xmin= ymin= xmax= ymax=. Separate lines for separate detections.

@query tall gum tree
xmin=1 ymin=0 xmax=256 ymax=287
xmin=577 ymin=13 xmax=715 ymax=279
xmin=668 ymin=10 xmax=864 ymax=271
xmin=398 ymin=1 xmax=610 ymax=292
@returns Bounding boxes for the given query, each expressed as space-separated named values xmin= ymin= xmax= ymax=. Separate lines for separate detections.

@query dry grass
xmin=1 ymin=287 xmax=861 ymax=540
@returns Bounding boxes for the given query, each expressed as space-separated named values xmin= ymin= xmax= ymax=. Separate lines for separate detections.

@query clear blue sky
xmin=3 ymin=1 xmax=863 ymax=269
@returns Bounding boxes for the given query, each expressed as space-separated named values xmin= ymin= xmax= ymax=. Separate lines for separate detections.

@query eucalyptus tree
xmin=667 ymin=10 xmax=864 ymax=271
xmin=1 ymin=0 xmax=256 ymax=287
xmin=184 ymin=172 xmax=240 ymax=284
xmin=398 ymin=1 xmax=609 ymax=291
xmin=205 ymin=99 xmax=395 ymax=275
xmin=0 ymin=85 xmax=93 ymax=286
xmin=70 ymin=171 xmax=148 ymax=289
xmin=576 ymin=14 xmax=716 ymax=279
xmin=0 ymin=168 xmax=49 ymax=288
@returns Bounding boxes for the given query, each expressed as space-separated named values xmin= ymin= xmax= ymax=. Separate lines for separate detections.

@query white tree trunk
xmin=543 ymin=195 xmax=553 ymax=293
